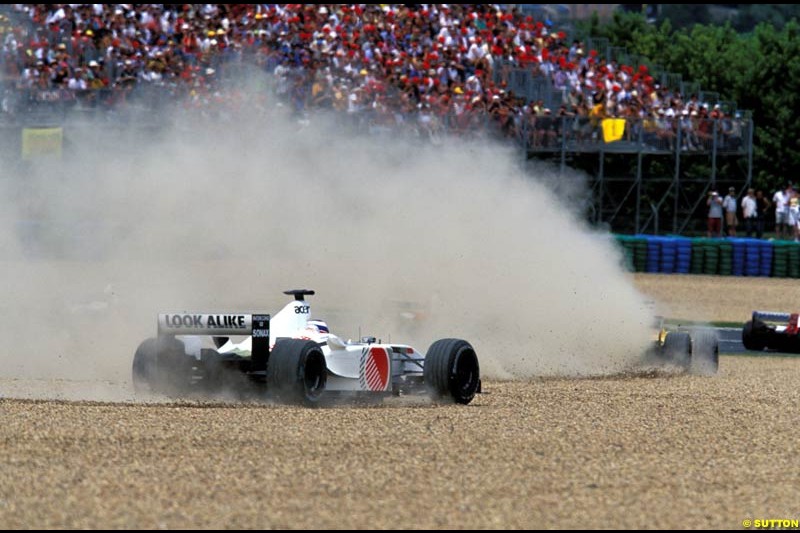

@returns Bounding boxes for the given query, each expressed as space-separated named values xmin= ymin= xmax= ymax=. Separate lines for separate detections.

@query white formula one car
xmin=133 ymin=290 xmax=481 ymax=405
xmin=743 ymin=311 xmax=800 ymax=353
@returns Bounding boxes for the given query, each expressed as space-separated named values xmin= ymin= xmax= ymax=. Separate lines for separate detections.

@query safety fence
xmin=616 ymin=235 xmax=800 ymax=278
xmin=1 ymin=87 xmax=752 ymax=156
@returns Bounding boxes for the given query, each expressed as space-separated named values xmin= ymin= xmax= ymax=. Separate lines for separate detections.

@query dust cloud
xmin=0 ymin=80 xmax=655 ymax=397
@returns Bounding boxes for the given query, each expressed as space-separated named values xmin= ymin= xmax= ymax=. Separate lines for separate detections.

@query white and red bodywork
xmin=162 ymin=295 xmax=426 ymax=394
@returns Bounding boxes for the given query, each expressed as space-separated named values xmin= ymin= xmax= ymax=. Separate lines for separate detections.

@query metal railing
xmin=493 ymin=64 xmax=563 ymax=111
xmin=0 ymin=84 xmax=754 ymax=157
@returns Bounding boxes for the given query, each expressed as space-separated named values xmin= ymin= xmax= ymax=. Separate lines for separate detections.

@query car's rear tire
xmin=663 ymin=331 xmax=692 ymax=368
xmin=742 ymin=321 xmax=768 ymax=351
xmin=424 ymin=339 xmax=480 ymax=405
xmin=691 ymin=329 xmax=719 ymax=375
xmin=267 ymin=340 xmax=327 ymax=406
xmin=132 ymin=336 xmax=192 ymax=396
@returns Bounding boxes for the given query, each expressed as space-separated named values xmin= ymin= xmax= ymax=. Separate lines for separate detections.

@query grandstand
xmin=0 ymin=4 xmax=752 ymax=235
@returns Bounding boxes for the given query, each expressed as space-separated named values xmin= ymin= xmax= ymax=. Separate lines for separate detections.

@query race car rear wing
xmin=752 ymin=311 xmax=793 ymax=324
xmin=158 ymin=313 xmax=272 ymax=368
xmin=158 ymin=314 xmax=270 ymax=337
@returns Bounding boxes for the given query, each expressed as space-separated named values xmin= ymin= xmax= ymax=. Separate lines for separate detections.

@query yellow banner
xmin=602 ymin=119 xmax=626 ymax=143
xmin=21 ymin=127 xmax=63 ymax=160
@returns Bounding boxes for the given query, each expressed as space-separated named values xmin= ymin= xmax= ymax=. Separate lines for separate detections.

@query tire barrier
xmin=732 ymin=239 xmax=747 ymax=277
xmin=744 ymin=240 xmax=762 ymax=278
xmin=690 ymin=239 xmax=706 ymax=275
xmin=676 ymin=239 xmax=692 ymax=275
xmin=615 ymin=236 xmax=800 ymax=278
xmin=719 ymin=241 xmax=733 ymax=277
xmin=703 ymin=239 xmax=721 ymax=276
xmin=789 ymin=245 xmax=800 ymax=278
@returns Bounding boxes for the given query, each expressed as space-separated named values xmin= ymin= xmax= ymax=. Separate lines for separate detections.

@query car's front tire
xmin=424 ymin=339 xmax=480 ymax=405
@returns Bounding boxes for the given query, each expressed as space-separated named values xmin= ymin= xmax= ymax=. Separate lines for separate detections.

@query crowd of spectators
xmin=0 ymin=4 xmax=746 ymax=150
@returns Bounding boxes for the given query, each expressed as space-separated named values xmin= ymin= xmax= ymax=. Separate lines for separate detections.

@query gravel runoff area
xmin=1 ymin=274 xmax=799 ymax=529
xmin=632 ymin=274 xmax=799 ymax=324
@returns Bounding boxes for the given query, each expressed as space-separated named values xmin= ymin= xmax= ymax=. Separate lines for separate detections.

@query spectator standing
xmin=774 ymin=184 xmax=792 ymax=240
xmin=755 ymin=190 xmax=771 ymax=240
xmin=796 ymin=204 xmax=800 ymax=243
xmin=791 ymin=193 xmax=800 ymax=242
xmin=741 ymin=188 xmax=758 ymax=238
xmin=723 ymin=187 xmax=738 ymax=237
xmin=707 ymin=189 xmax=724 ymax=238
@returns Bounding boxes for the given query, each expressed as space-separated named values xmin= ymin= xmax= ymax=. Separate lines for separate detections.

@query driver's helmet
xmin=306 ymin=319 xmax=330 ymax=335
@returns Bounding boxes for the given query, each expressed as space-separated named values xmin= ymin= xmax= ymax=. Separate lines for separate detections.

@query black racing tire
xmin=691 ymin=329 xmax=720 ymax=376
xmin=742 ymin=321 xmax=768 ymax=352
xmin=663 ymin=331 xmax=692 ymax=369
xmin=424 ymin=339 xmax=480 ymax=405
xmin=267 ymin=339 xmax=327 ymax=406
xmin=132 ymin=336 xmax=192 ymax=396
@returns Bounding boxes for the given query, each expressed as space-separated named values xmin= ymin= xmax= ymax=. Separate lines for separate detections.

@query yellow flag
xmin=602 ymin=119 xmax=626 ymax=143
